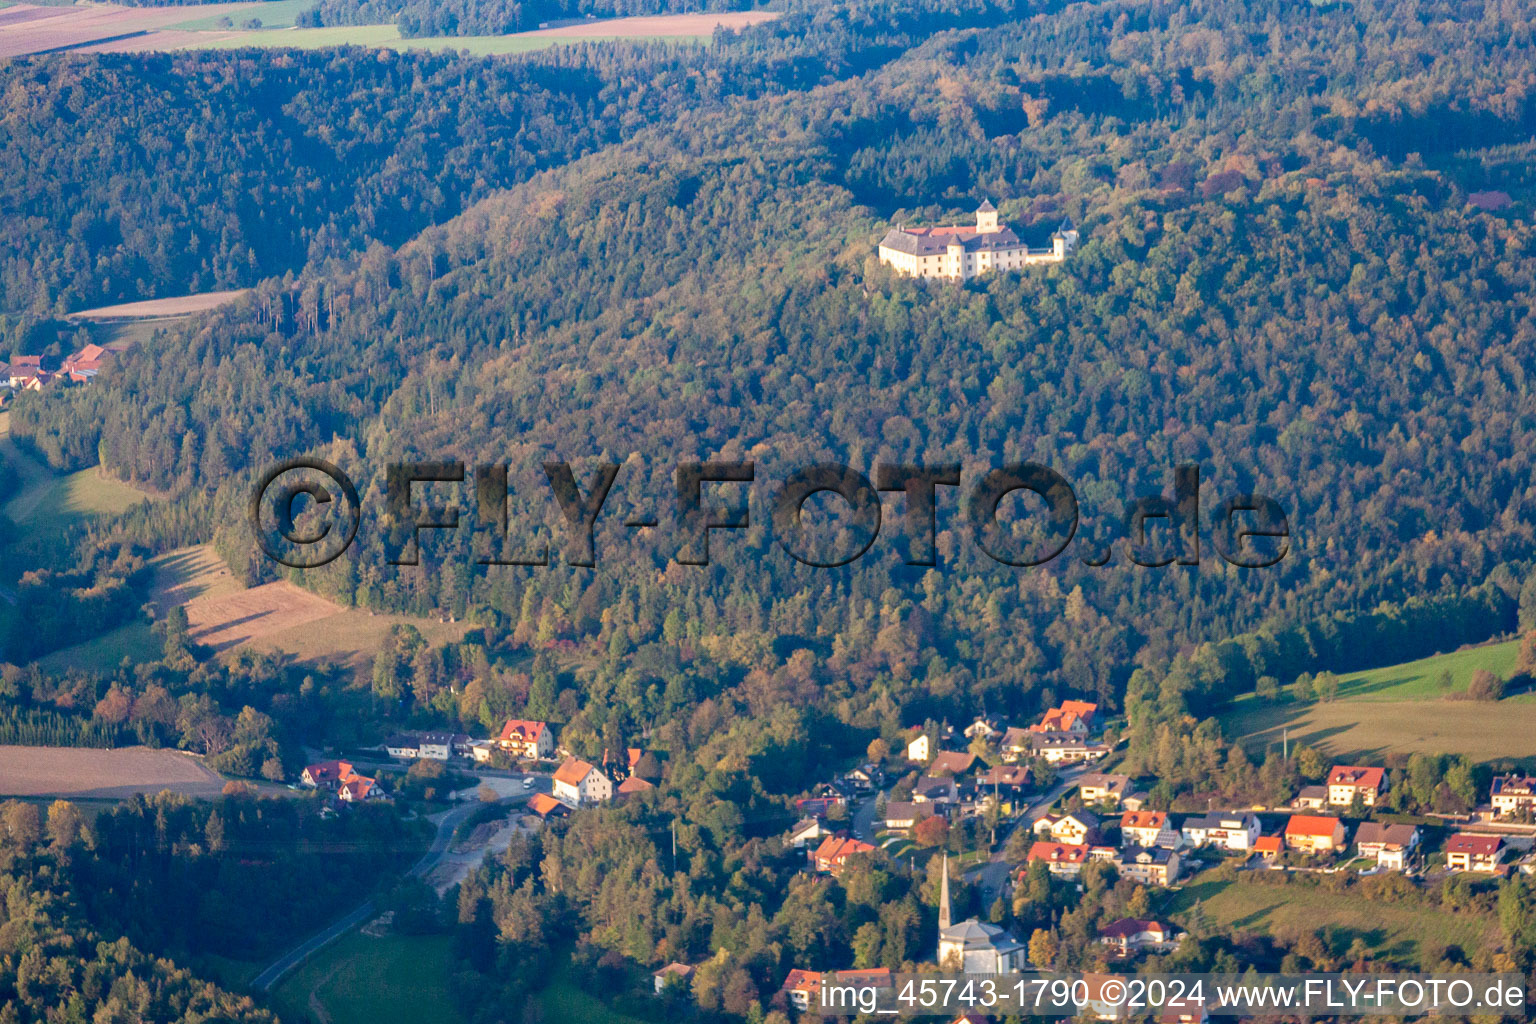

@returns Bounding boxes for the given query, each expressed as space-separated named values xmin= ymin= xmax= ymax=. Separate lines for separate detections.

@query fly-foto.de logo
xmin=249 ymin=458 xmax=1290 ymax=571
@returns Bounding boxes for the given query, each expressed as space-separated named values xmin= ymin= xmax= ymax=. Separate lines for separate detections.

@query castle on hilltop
xmin=877 ymin=200 xmax=1077 ymax=280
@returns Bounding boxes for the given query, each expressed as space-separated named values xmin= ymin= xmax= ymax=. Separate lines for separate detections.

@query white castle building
xmin=877 ymin=201 xmax=1078 ymax=280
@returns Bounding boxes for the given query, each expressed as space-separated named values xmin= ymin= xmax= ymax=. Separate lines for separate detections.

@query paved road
xmin=967 ymin=764 xmax=1091 ymax=903
xmin=250 ymin=800 xmax=483 ymax=992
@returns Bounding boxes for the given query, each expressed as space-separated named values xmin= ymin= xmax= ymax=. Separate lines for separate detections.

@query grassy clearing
xmin=271 ymin=931 xmax=461 ymax=1024
xmin=1220 ymin=638 xmax=1536 ymax=763
xmin=168 ymin=0 xmax=314 ymax=31
xmin=1167 ymin=870 xmax=1498 ymax=966
xmin=535 ymin=958 xmax=655 ymax=1024
xmin=31 ymin=620 xmax=161 ymax=675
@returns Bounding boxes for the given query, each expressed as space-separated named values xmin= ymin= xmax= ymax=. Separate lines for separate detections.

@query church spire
xmin=939 ymin=852 xmax=952 ymax=931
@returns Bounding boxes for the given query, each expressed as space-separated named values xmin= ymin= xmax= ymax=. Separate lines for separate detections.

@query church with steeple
xmin=877 ymin=201 xmax=1079 ymax=280
xmin=935 ymin=853 xmax=1028 ymax=973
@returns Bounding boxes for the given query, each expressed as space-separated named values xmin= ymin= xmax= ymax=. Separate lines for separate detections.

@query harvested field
xmin=78 ymin=27 xmax=236 ymax=50
xmin=522 ymin=11 xmax=778 ymax=37
xmin=0 ymin=2 xmax=256 ymax=56
xmin=0 ymin=745 xmax=226 ymax=799
xmin=186 ymin=580 xmax=345 ymax=652
xmin=67 ymin=288 xmax=249 ymax=321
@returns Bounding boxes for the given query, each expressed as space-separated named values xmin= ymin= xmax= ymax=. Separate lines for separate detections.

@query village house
xmin=1032 ymin=699 xmax=1099 ymax=735
xmin=1049 ymin=810 xmax=1101 ymax=845
xmin=877 ymin=201 xmax=1079 ymax=281
xmin=1027 ymin=840 xmax=1090 ymax=878
xmin=1354 ymin=822 xmax=1420 ymax=870
xmin=5 ymin=354 xmax=45 ymax=389
xmin=1327 ymin=765 xmax=1387 ymax=807
xmin=1116 ymin=845 xmax=1182 ymax=886
xmin=61 ymin=342 xmax=121 ymax=382
xmin=884 ymin=801 xmax=936 ymax=831
xmin=301 ymin=759 xmax=385 ymax=802
xmin=338 ymin=774 xmax=386 ymax=802
xmin=913 ymin=775 xmax=960 ymax=806
xmin=963 ymin=716 xmax=1002 ymax=740
xmin=552 ymin=757 xmax=613 ymax=807
xmin=787 ymin=816 xmax=834 ymax=848
xmin=1078 ymin=772 xmax=1132 ymax=808
xmin=496 ymin=718 xmax=555 ymax=760
xmin=1284 ymin=814 xmax=1348 ymax=854
xmin=1292 ymin=785 xmax=1328 ymax=809
xmin=928 ymin=750 xmax=977 ymax=777
xmin=384 ymin=731 xmax=468 ymax=761
xmin=1098 ymin=918 xmax=1183 ymax=956
xmin=301 ymin=759 xmax=356 ymax=789
xmin=1028 ymin=730 xmax=1111 ymax=764
xmin=811 ymin=833 xmax=877 ymax=875
xmin=1491 ymin=774 xmax=1536 ymax=818
xmin=1160 ymin=996 xmax=1211 ymax=1024
xmin=779 ymin=969 xmax=823 ymax=1011
xmin=1445 ymin=833 xmax=1504 ymax=872
xmin=1120 ymin=810 xmax=1181 ymax=848
xmin=652 ymin=963 xmax=694 ymax=995
xmin=1181 ymin=811 xmax=1261 ymax=851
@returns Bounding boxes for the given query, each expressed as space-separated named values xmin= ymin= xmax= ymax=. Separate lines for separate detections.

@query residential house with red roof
xmin=1284 ymin=814 xmax=1348 ymax=854
xmin=552 ymin=757 xmax=612 ymax=807
xmin=1327 ymin=765 xmax=1387 ymax=807
xmin=811 ymin=834 xmax=877 ymax=875
xmin=1445 ymin=833 xmax=1504 ymax=872
xmin=496 ymin=719 xmax=555 ymax=760
xmin=1026 ymin=840 xmax=1090 ymax=877
xmin=1098 ymin=918 xmax=1183 ymax=955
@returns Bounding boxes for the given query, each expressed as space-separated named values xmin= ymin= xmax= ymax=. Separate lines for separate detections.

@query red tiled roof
xmin=1327 ymin=765 xmax=1385 ymax=790
xmin=781 ymin=969 xmax=822 ymax=993
xmin=1253 ymin=835 xmax=1283 ymax=853
xmin=553 ymin=757 xmax=596 ymax=786
xmin=617 ymin=776 xmax=654 ymax=794
xmin=499 ymin=718 xmax=547 ymax=743
xmin=528 ymin=793 xmax=567 ymax=817
xmin=1099 ymin=918 xmax=1167 ymax=939
xmin=1285 ymin=814 xmax=1343 ymax=838
xmin=1027 ymin=840 xmax=1089 ymax=864
xmin=1446 ymin=833 xmax=1502 ymax=856
xmin=1121 ymin=810 xmax=1167 ymax=829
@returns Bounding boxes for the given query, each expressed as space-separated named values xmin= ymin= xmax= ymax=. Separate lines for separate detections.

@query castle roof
xmin=976 ymin=199 xmax=996 ymax=212
xmin=878 ymin=224 xmax=1024 ymax=256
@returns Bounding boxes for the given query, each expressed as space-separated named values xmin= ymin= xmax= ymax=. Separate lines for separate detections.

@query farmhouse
xmin=552 ymin=757 xmax=612 ymax=807
xmin=1445 ymin=833 xmax=1504 ymax=872
xmin=1491 ymin=773 xmax=1536 ymax=818
xmin=1284 ymin=814 xmax=1348 ymax=854
xmin=1327 ymin=765 xmax=1387 ymax=807
xmin=497 ymin=719 xmax=555 ymax=760
xmin=877 ymin=202 xmax=1078 ymax=281
xmin=1354 ymin=822 xmax=1419 ymax=870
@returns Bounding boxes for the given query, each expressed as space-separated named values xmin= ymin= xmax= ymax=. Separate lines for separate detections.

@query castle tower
xmin=975 ymin=199 xmax=998 ymax=233
xmin=939 ymin=852 xmax=952 ymax=932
